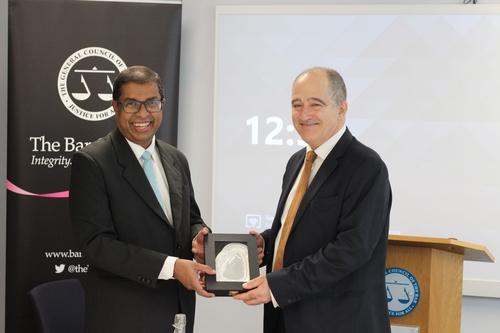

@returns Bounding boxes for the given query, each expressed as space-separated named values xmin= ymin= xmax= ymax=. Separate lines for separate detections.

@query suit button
xmin=176 ymin=244 xmax=181 ymax=249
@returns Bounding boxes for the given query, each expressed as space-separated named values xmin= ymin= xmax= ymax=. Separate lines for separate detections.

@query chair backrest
xmin=28 ymin=278 xmax=85 ymax=333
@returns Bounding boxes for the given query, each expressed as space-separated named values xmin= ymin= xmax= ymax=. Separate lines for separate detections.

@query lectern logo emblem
xmin=57 ymin=47 xmax=127 ymax=121
xmin=385 ymin=267 xmax=420 ymax=317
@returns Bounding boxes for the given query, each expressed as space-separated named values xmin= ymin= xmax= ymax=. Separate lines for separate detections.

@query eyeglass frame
xmin=117 ymin=98 xmax=165 ymax=114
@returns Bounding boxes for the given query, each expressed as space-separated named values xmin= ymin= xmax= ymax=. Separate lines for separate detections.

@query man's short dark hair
xmin=295 ymin=67 xmax=347 ymax=105
xmin=112 ymin=65 xmax=165 ymax=101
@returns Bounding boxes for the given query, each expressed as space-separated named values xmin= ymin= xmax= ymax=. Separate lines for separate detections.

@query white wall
xmin=1 ymin=0 xmax=500 ymax=332
xmin=179 ymin=0 xmax=500 ymax=332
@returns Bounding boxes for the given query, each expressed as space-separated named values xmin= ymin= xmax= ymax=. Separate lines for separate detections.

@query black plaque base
xmin=204 ymin=233 xmax=259 ymax=296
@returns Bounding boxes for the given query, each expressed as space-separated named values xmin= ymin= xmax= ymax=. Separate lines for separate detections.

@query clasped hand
xmin=173 ymin=259 xmax=215 ymax=298
xmin=233 ymin=275 xmax=272 ymax=305
xmin=171 ymin=227 xmax=215 ymax=297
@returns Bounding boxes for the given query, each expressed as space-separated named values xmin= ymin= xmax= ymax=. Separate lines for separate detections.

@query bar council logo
xmin=385 ymin=267 xmax=420 ymax=317
xmin=58 ymin=47 xmax=127 ymax=121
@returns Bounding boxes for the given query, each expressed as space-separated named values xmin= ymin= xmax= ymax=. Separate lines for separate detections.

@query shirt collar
xmin=125 ymin=136 xmax=157 ymax=161
xmin=307 ymin=125 xmax=346 ymax=160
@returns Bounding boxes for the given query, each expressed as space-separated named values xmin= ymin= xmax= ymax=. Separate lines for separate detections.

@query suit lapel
xmin=290 ymin=129 xmax=354 ymax=234
xmin=272 ymin=150 xmax=305 ymax=234
xmin=111 ymin=129 xmax=169 ymax=224
xmin=157 ymin=142 xmax=183 ymax=229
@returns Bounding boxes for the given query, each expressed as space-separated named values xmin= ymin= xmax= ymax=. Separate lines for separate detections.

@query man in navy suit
xmin=70 ymin=66 xmax=214 ymax=333
xmin=235 ymin=67 xmax=392 ymax=333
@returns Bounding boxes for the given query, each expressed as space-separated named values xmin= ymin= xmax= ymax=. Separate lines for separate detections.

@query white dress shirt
xmin=270 ymin=125 xmax=346 ymax=306
xmin=125 ymin=136 xmax=177 ymax=280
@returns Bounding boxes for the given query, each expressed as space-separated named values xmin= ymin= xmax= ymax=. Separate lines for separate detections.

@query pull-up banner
xmin=7 ymin=0 xmax=181 ymax=331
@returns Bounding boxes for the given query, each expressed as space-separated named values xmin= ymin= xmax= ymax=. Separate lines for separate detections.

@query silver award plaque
xmin=215 ymin=243 xmax=250 ymax=282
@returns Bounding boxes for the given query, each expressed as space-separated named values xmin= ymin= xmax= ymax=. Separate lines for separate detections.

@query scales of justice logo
xmin=385 ymin=267 xmax=420 ymax=317
xmin=58 ymin=47 xmax=127 ymax=121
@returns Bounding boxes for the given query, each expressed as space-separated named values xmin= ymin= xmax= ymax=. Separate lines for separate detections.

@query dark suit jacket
xmin=262 ymin=129 xmax=392 ymax=333
xmin=70 ymin=129 xmax=207 ymax=333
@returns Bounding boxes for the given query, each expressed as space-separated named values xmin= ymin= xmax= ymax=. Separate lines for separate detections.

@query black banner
xmin=7 ymin=0 xmax=181 ymax=331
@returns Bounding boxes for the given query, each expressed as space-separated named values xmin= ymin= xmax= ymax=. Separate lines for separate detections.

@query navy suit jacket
xmin=70 ymin=129 xmax=206 ymax=333
xmin=262 ymin=129 xmax=392 ymax=333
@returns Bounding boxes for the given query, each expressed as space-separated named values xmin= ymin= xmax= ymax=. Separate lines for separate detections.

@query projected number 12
xmin=246 ymin=116 xmax=305 ymax=146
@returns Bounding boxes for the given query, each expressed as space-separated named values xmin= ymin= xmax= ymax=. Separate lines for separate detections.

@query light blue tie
xmin=141 ymin=151 xmax=165 ymax=212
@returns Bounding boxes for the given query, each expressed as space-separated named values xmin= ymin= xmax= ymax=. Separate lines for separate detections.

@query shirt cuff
xmin=270 ymin=287 xmax=280 ymax=307
xmin=158 ymin=256 xmax=178 ymax=280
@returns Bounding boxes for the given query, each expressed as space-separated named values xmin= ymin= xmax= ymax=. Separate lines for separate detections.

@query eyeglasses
xmin=118 ymin=98 xmax=164 ymax=114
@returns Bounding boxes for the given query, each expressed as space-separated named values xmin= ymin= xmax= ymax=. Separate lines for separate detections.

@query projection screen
xmin=213 ymin=5 xmax=500 ymax=297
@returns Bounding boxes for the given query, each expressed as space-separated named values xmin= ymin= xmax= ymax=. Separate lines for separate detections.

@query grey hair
xmin=294 ymin=67 xmax=346 ymax=105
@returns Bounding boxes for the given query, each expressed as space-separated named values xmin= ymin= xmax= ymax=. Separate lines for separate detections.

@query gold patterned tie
xmin=273 ymin=150 xmax=317 ymax=271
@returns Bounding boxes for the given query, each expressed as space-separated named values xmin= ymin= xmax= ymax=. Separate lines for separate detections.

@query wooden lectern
xmin=386 ymin=235 xmax=494 ymax=333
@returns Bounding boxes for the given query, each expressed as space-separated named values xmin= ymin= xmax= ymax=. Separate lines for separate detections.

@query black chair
xmin=28 ymin=278 xmax=85 ymax=333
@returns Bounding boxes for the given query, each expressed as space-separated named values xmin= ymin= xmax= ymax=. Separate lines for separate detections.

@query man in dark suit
xmin=70 ymin=66 xmax=214 ymax=333
xmin=235 ymin=67 xmax=392 ymax=333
